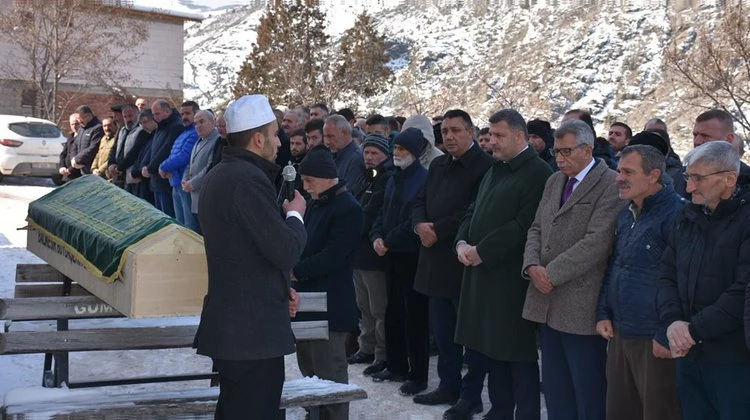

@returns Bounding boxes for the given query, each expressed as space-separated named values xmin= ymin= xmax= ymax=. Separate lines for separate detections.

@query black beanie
xmin=362 ymin=134 xmax=391 ymax=156
xmin=527 ymin=119 xmax=554 ymax=147
xmin=299 ymin=145 xmax=338 ymax=179
xmin=393 ymin=127 xmax=424 ymax=158
xmin=628 ymin=131 xmax=669 ymax=156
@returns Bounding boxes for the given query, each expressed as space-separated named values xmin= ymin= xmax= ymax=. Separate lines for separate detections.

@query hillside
xmin=183 ymin=0 xmax=741 ymax=155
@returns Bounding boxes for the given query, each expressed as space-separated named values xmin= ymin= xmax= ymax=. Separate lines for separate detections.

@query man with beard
xmin=70 ymin=105 xmax=104 ymax=174
xmin=90 ymin=117 xmax=117 ymax=178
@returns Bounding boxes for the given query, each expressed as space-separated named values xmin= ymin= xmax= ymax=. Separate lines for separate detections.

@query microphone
xmin=279 ymin=162 xmax=297 ymax=204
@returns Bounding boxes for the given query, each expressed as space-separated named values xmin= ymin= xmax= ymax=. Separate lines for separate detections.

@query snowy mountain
xmin=182 ymin=0 xmax=737 ymax=155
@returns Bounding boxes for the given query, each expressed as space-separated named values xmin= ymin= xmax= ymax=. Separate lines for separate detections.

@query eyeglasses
xmin=682 ymin=170 xmax=732 ymax=183
xmin=552 ymin=144 xmax=587 ymax=157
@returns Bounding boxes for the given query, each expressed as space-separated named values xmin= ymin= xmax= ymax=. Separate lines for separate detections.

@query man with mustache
xmin=596 ymin=142 xmax=684 ymax=420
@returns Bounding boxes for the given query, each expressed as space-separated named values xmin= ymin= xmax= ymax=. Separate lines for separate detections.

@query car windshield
xmin=9 ymin=122 xmax=61 ymax=138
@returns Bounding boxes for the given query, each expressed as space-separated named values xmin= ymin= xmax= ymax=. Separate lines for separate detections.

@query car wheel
xmin=51 ymin=175 xmax=65 ymax=186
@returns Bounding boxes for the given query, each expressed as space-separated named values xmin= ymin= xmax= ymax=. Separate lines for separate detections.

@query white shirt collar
xmin=571 ymin=158 xmax=596 ymax=191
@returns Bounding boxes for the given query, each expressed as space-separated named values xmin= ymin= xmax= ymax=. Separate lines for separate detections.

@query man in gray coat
xmin=183 ymin=109 xmax=221 ymax=231
xmin=522 ymin=119 xmax=625 ymax=420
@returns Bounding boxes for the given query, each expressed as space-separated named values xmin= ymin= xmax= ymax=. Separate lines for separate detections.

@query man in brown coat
xmin=522 ymin=119 xmax=625 ymax=420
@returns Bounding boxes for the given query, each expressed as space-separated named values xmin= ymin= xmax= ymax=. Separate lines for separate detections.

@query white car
xmin=0 ymin=115 xmax=67 ymax=185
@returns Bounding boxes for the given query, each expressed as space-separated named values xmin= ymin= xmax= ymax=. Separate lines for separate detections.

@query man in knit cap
xmin=527 ymin=119 xmax=557 ymax=170
xmin=293 ymin=145 xmax=364 ymax=420
xmin=402 ymin=115 xmax=444 ymax=169
xmin=370 ymin=127 xmax=430 ymax=396
xmin=349 ymin=133 xmax=396 ymax=377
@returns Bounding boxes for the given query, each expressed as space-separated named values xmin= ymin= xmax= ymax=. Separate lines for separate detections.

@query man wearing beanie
xmin=293 ymin=145 xmax=364 ymax=420
xmin=194 ymin=94 xmax=308 ymax=420
xmin=349 ymin=134 xmax=396 ymax=375
xmin=527 ymin=119 xmax=557 ymax=170
xmin=370 ymin=127 xmax=430 ymax=396
xmin=411 ymin=110 xmax=494 ymax=413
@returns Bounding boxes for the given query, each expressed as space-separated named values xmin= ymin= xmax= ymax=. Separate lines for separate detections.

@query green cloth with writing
xmin=26 ymin=175 xmax=177 ymax=283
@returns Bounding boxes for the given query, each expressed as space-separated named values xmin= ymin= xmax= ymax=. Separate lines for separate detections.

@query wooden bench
xmin=1 ymin=264 xmax=367 ymax=418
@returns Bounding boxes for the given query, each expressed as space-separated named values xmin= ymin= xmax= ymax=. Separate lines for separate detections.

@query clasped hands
xmin=456 ymin=242 xmax=482 ymax=267
xmin=666 ymin=320 xmax=695 ymax=358
xmin=415 ymin=222 xmax=438 ymax=248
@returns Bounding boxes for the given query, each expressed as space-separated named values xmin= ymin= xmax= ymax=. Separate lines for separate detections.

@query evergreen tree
xmin=335 ymin=11 xmax=394 ymax=100
xmin=233 ymin=0 xmax=328 ymax=106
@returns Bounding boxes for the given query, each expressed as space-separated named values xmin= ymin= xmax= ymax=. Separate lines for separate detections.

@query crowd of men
xmin=58 ymin=95 xmax=750 ymax=420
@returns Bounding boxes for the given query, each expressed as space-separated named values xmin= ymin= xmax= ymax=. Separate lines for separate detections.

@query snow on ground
xmin=0 ymin=177 xmax=547 ymax=419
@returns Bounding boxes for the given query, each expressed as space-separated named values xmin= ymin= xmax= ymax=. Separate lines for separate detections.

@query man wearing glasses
xmin=522 ymin=119 xmax=625 ymax=420
xmin=658 ymin=141 xmax=750 ymax=420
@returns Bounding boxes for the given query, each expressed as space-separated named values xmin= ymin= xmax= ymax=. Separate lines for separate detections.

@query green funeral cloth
xmin=26 ymin=175 xmax=177 ymax=283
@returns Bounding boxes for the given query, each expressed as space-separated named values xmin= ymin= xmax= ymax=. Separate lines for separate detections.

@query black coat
xmin=674 ymin=161 xmax=750 ymax=199
xmin=658 ymin=186 xmax=750 ymax=363
xmin=293 ymin=182 xmax=363 ymax=332
xmin=412 ymin=144 xmax=493 ymax=298
xmin=353 ymin=159 xmax=396 ymax=271
xmin=145 ymin=109 xmax=184 ymax=192
xmin=194 ymin=147 xmax=307 ymax=361
xmin=370 ymin=161 xmax=428 ymax=254
xmin=59 ymin=133 xmax=81 ymax=179
xmin=72 ymin=117 xmax=104 ymax=173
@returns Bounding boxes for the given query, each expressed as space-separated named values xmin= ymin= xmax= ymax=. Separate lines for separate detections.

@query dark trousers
xmin=212 ymin=356 xmax=285 ymax=420
xmin=430 ymin=297 xmax=487 ymax=402
xmin=153 ymin=190 xmax=175 ymax=217
xmin=296 ymin=331 xmax=349 ymax=420
xmin=385 ymin=252 xmax=429 ymax=382
xmin=606 ymin=335 xmax=681 ymax=420
xmin=675 ymin=358 xmax=750 ymax=420
xmin=540 ymin=324 xmax=606 ymax=420
xmin=126 ymin=182 xmax=154 ymax=206
xmin=484 ymin=356 xmax=540 ymax=420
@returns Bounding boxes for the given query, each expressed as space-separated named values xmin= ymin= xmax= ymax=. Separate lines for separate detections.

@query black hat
xmin=527 ymin=119 xmax=554 ymax=147
xmin=393 ymin=127 xmax=424 ymax=158
xmin=362 ymin=134 xmax=390 ymax=155
xmin=628 ymin=131 xmax=669 ymax=156
xmin=299 ymin=145 xmax=338 ymax=179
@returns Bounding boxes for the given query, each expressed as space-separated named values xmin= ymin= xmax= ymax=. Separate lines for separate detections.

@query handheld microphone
xmin=280 ymin=162 xmax=297 ymax=204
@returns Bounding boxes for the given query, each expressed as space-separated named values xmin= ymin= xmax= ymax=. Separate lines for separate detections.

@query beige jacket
xmin=522 ymin=160 xmax=625 ymax=335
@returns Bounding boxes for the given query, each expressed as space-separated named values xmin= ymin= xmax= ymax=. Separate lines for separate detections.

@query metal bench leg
xmin=52 ymin=318 xmax=70 ymax=387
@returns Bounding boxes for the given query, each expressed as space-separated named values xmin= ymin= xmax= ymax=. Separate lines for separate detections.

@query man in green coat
xmin=455 ymin=109 xmax=552 ymax=420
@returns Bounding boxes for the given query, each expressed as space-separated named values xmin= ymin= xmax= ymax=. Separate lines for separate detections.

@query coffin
xmin=25 ymin=176 xmax=207 ymax=318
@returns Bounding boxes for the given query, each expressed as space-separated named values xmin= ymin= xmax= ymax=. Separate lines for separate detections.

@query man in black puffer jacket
xmin=658 ymin=141 xmax=750 ymax=420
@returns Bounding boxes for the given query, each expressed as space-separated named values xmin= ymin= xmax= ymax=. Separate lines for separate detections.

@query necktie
xmin=560 ymin=177 xmax=577 ymax=207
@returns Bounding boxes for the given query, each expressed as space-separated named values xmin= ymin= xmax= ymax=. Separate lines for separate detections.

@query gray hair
xmin=488 ymin=109 xmax=528 ymax=140
xmin=643 ymin=118 xmax=667 ymax=132
xmin=325 ymin=114 xmax=352 ymax=136
xmin=684 ymin=141 xmax=740 ymax=173
xmin=286 ymin=108 xmax=305 ymax=125
xmin=554 ymin=119 xmax=594 ymax=146
xmin=620 ymin=144 xmax=667 ymax=184
xmin=195 ymin=109 xmax=215 ymax=123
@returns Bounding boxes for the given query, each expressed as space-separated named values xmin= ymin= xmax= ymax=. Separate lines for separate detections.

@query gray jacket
xmin=522 ymin=160 xmax=625 ymax=335
xmin=185 ymin=128 xmax=220 ymax=213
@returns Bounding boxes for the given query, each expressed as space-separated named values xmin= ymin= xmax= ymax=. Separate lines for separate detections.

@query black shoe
xmin=371 ymin=368 xmax=407 ymax=383
xmin=363 ymin=360 xmax=387 ymax=376
xmin=413 ymin=388 xmax=460 ymax=406
xmin=443 ymin=399 xmax=483 ymax=420
xmin=399 ymin=380 xmax=427 ymax=396
xmin=347 ymin=351 xmax=375 ymax=365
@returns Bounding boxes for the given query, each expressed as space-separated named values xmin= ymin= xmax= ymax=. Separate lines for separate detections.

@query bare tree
xmin=0 ymin=0 xmax=148 ymax=123
xmin=666 ymin=1 xmax=750 ymax=134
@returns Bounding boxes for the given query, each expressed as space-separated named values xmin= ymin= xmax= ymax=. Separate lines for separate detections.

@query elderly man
xmin=401 ymin=115 xmax=443 ymax=169
xmin=522 ymin=119 xmax=625 ymax=420
xmin=159 ymin=101 xmax=200 ymax=230
xmin=183 ymin=110 xmax=221 ymax=229
xmin=348 ymin=134 xmax=395 ymax=375
xmin=292 ymin=145 xmax=364 ymax=420
xmin=657 ymin=141 xmax=750 ymax=420
xmin=674 ymin=109 xmax=750 ymax=198
xmin=596 ymin=144 xmax=684 ymax=420
xmin=59 ymin=113 xmax=81 ymax=181
xmin=106 ymin=103 xmax=140 ymax=185
xmin=194 ymin=94 xmax=307 ymax=420
xmin=141 ymin=100 xmax=184 ymax=217
xmin=452 ymin=109 xmax=551 ymax=420
xmin=410 ymin=109 xmax=493 ymax=413
xmin=281 ymin=108 xmax=304 ymax=136
xmin=70 ymin=105 xmax=103 ymax=174
xmin=324 ymin=114 xmax=365 ymax=192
